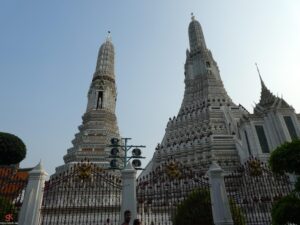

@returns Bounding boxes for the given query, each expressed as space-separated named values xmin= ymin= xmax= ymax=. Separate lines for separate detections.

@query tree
xmin=269 ymin=138 xmax=300 ymax=192
xmin=173 ymin=189 xmax=213 ymax=225
xmin=269 ymin=139 xmax=300 ymax=225
xmin=173 ymin=189 xmax=245 ymax=225
xmin=271 ymin=194 xmax=300 ymax=225
xmin=269 ymin=139 xmax=300 ymax=175
xmin=0 ymin=132 xmax=26 ymax=165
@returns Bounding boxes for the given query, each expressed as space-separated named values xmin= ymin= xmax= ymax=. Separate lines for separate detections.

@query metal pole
xmin=124 ymin=138 xmax=127 ymax=168
xmin=122 ymin=137 xmax=132 ymax=168
xmin=108 ymin=137 xmax=145 ymax=170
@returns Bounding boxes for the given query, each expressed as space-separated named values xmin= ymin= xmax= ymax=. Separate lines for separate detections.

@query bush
xmin=0 ymin=132 xmax=26 ymax=165
xmin=269 ymin=139 xmax=300 ymax=175
xmin=173 ymin=189 xmax=245 ymax=225
xmin=269 ymin=139 xmax=300 ymax=225
xmin=173 ymin=189 xmax=213 ymax=225
xmin=271 ymin=194 xmax=300 ymax=225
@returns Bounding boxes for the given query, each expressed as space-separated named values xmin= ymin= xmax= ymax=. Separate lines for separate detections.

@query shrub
xmin=173 ymin=189 xmax=245 ymax=225
xmin=269 ymin=139 xmax=300 ymax=225
xmin=173 ymin=189 xmax=213 ymax=225
xmin=269 ymin=139 xmax=300 ymax=175
xmin=271 ymin=194 xmax=300 ymax=225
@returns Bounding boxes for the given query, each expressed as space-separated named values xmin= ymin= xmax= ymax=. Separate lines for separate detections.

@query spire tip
xmin=191 ymin=12 xmax=195 ymax=21
xmin=106 ymin=30 xmax=112 ymax=42
xmin=255 ymin=62 xmax=264 ymax=83
xmin=255 ymin=62 xmax=260 ymax=75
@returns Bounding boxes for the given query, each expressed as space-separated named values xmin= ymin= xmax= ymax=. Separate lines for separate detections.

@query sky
xmin=1 ymin=1 xmax=300 ymax=176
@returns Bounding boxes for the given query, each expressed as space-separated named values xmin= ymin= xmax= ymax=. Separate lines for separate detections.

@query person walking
xmin=121 ymin=210 xmax=131 ymax=225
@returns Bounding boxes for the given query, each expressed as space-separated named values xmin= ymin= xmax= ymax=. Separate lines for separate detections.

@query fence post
xmin=120 ymin=162 xmax=137 ymax=225
xmin=208 ymin=161 xmax=234 ymax=225
xmin=18 ymin=161 xmax=48 ymax=225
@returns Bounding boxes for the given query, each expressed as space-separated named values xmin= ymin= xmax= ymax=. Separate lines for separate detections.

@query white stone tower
xmin=141 ymin=15 xmax=300 ymax=176
xmin=147 ymin=15 xmax=249 ymax=173
xmin=56 ymin=35 xmax=120 ymax=172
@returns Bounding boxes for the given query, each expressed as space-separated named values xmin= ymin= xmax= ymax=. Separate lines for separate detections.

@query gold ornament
xmin=166 ymin=162 xmax=181 ymax=179
xmin=78 ymin=164 xmax=92 ymax=180
xmin=248 ymin=160 xmax=262 ymax=176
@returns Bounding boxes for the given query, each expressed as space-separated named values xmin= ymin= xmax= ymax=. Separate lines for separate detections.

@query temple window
xmin=284 ymin=116 xmax=298 ymax=139
xmin=244 ymin=131 xmax=252 ymax=155
xmin=255 ymin=125 xmax=270 ymax=153
xmin=96 ymin=91 xmax=103 ymax=109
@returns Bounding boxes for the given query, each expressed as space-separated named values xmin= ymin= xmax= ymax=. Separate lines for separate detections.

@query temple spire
xmin=255 ymin=63 xmax=267 ymax=91
xmin=95 ymin=35 xmax=115 ymax=78
xmin=61 ymin=35 xmax=120 ymax=167
xmin=188 ymin=14 xmax=206 ymax=53
xmin=255 ymin=63 xmax=262 ymax=80
xmin=148 ymin=16 xmax=246 ymax=175
xmin=87 ymin=37 xmax=117 ymax=113
xmin=255 ymin=63 xmax=277 ymax=108
xmin=182 ymin=14 xmax=232 ymax=106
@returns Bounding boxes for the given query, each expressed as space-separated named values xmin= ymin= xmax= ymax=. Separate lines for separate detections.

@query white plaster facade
xmin=38 ymin=36 xmax=123 ymax=225
xmin=237 ymin=78 xmax=300 ymax=163
xmin=55 ymin=37 xmax=121 ymax=173
xmin=144 ymin=16 xmax=300 ymax=175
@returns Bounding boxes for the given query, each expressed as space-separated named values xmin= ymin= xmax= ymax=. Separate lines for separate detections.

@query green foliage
xmin=269 ymin=139 xmax=300 ymax=225
xmin=0 ymin=197 xmax=17 ymax=222
xmin=173 ymin=189 xmax=245 ymax=225
xmin=173 ymin=189 xmax=213 ymax=225
xmin=269 ymin=139 xmax=300 ymax=175
xmin=272 ymin=194 xmax=300 ymax=225
xmin=0 ymin=132 xmax=26 ymax=165
xmin=229 ymin=199 xmax=246 ymax=225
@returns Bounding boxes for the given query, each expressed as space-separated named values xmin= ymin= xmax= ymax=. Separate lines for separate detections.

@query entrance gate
xmin=40 ymin=161 xmax=122 ymax=225
xmin=225 ymin=158 xmax=293 ymax=225
xmin=137 ymin=161 xmax=212 ymax=225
